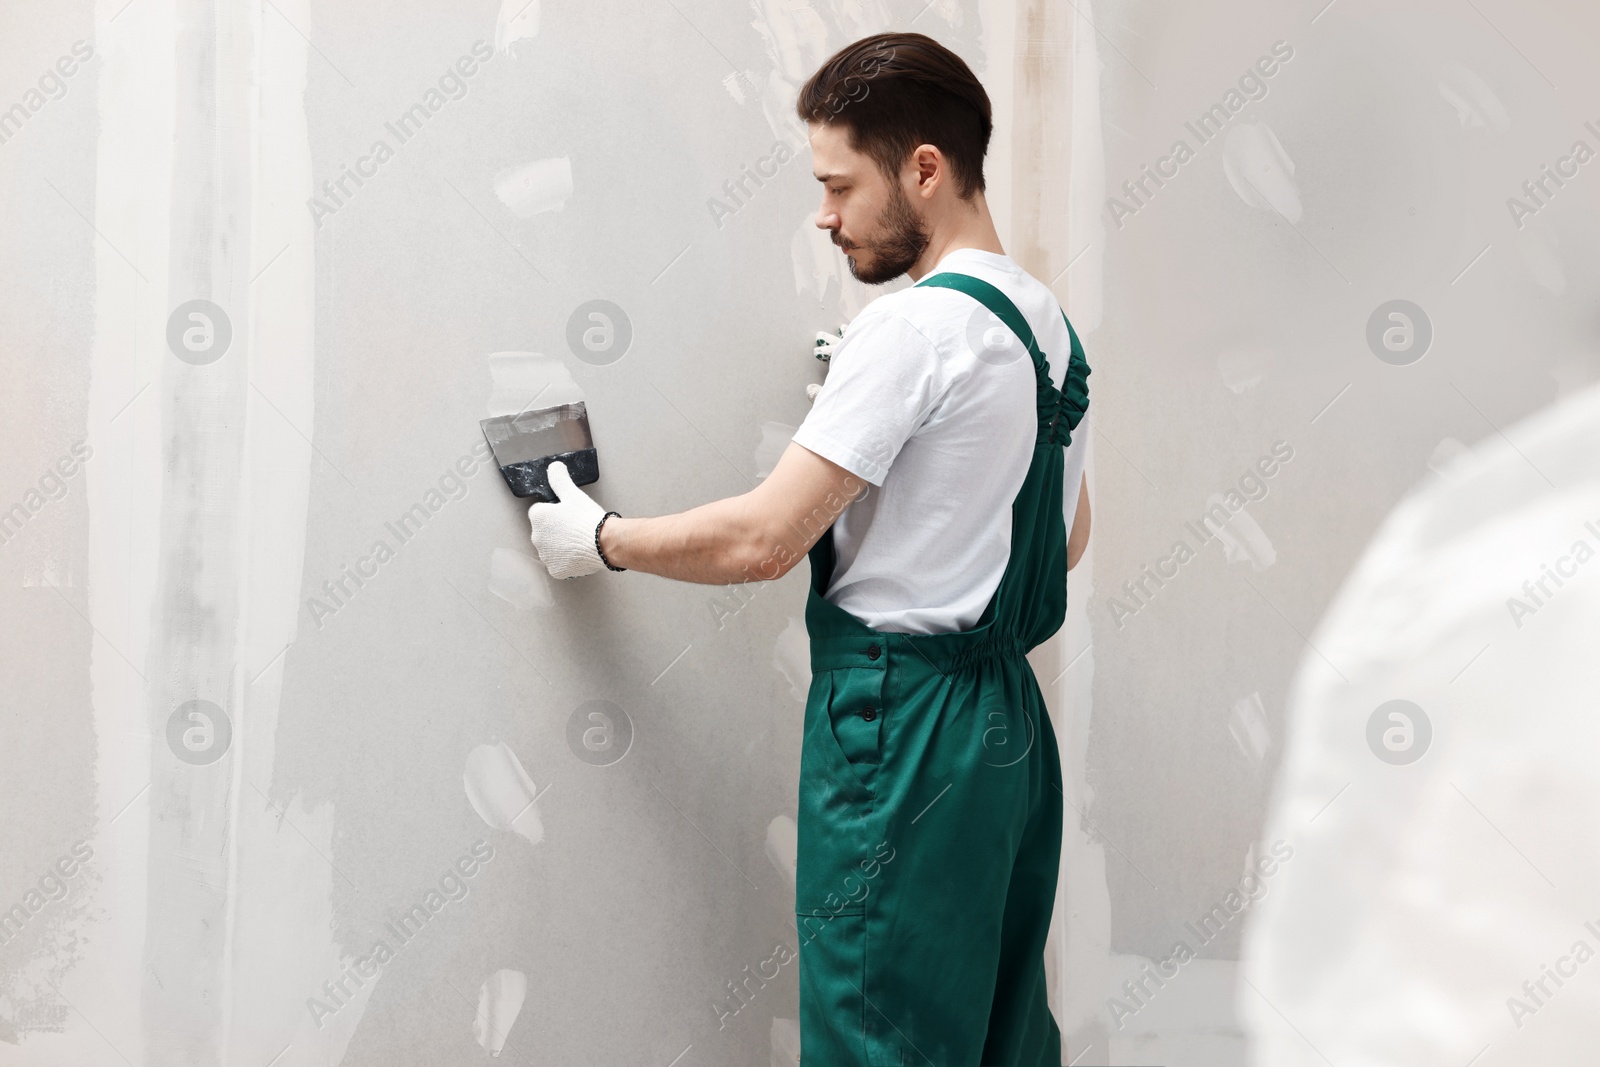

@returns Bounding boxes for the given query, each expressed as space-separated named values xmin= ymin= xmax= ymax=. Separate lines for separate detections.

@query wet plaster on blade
xmin=485 ymin=355 xmax=582 ymax=606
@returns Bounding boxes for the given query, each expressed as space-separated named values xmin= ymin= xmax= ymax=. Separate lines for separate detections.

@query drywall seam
xmin=1060 ymin=0 xmax=1110 ymax=1044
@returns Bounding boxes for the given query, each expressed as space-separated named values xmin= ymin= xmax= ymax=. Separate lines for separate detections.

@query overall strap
xmin=915 ymin=271 xmax=1091 ymax=448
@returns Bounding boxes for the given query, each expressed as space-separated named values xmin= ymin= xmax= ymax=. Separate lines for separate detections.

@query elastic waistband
xmin=808 ymin=626 xmax=1030 ymax=676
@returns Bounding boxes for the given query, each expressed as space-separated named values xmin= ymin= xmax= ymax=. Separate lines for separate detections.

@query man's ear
xmin=912 ymin=144 xmax=942 ymax=197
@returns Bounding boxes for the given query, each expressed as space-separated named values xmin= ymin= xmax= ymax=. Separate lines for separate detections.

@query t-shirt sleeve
xmin=790 ymin=308 xmax=944 ymax=487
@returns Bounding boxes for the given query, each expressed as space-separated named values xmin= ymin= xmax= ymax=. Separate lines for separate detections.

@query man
xmin=528 ymin=31 xmax=1091 ymax=1066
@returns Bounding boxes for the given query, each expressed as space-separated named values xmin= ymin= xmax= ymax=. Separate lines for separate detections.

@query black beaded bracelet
xmin=595 ymin=511 xmax=625 ymax=571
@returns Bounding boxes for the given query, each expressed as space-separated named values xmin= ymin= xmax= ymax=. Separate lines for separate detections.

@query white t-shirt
xmin=791 ymin=247 xmax=1089 ymax=634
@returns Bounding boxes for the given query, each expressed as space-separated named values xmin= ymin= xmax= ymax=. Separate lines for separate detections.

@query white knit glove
xmin=813 ymin=322 xmax=848 ymax=362
xmin=810 ymin=322 xmax=848 ymax=403
xmin=527 ymin=461 xmax=611 ymax=579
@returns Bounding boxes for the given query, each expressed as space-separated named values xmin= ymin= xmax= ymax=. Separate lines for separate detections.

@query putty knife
xmin=480 ymin=402 xmax=600 ymax=503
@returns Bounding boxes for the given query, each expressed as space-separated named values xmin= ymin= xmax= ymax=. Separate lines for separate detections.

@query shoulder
xmin=844 ymin=284 xmax=989 ymax=355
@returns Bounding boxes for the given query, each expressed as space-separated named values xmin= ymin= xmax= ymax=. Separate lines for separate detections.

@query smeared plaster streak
xmin=225 ymin=1 xmax=378 ymax=1062
xmin=65 ymin=0 xmax=176 ymax=1058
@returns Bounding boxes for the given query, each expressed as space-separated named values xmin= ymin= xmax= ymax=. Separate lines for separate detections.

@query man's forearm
xmin=597 ymin=495 xmax=802 ymax=585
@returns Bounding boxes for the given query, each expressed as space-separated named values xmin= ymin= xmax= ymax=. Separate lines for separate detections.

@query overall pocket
xmin=825 ymin=666 xmax=884 ymax=786
xmin=796 ymin=667 xmax=888 ymax=917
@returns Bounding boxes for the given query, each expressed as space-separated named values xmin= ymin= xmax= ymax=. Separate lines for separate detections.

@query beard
xmin=837 ymin=181 xmax=930 ymax=285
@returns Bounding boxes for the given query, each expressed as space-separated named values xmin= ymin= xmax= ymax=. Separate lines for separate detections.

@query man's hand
xmin=813 ymin=322 xmax=848 ymax=362
xmin=809 ymin=321 xmax=848 ymax=403
xmin=527 ymin=461 xmax=609 ymax=579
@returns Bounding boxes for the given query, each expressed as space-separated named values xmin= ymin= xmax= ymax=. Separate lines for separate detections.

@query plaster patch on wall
xmin=1206 ymin=493 xmax=1276 ymax=570
xmin=753 ymin=420 xmax=796 ymax=480
xmin=823 ymin=0 xmax=894 ymax=38
xmin=764 ymin=815 xmax=797 ymax=892
xmin=487 ymin=352 xmax=584 ymax=417
xmin=472 ymin=967 xmax=528 ymax=1055
xmin=488 ymin=547 xmax=552 ymax=610
xmin=1438 ymin=62 xmax=1509 ymax=134
xmin=1427 ymin=437 xmax=1471 ymax=481
xmin=20 ymin=558 xmax=78 ymax=588
xmin=493 ymin=0 xmax=540 ymax=56
xmin=722 ymin=69 xmax=759 ymax=105
xmin=465 ymin=742 xmax=545 ymax=846
xmin=1227 ymin=691 xmax=1271 ymax=766
xmin=493 ymin=156 xmax=572 ymax=218
xmin=1515 ymin=216 xmax=1566 ymax=295
xmin=789 ymin=216 xmax=877 ymax=318
xmin=1222 ymin=121 xmax=1301 ymax=222
xmin=1550 ymin=354 xmax=1598 ymax=400
xmin=1217 ymin=343 xmax=1274 ymax=394
xmin=750 ymin=0 xmax=829 ymax=83
xmin=771 ymin=1015 xmax=801 ymax=1065
xmin=772 ymin=616 xmax=810 ymax=702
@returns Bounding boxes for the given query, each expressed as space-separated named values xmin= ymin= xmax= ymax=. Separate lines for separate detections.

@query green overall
xmin=794 ymin=272 xmax=1092 ymax=1066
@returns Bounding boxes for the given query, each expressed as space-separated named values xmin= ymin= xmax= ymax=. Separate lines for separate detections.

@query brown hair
xmin=796 ymin=32 xmax=992 ymax=200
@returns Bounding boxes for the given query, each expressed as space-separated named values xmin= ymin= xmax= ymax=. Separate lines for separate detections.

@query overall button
xmin=866 ymin=644 xmax=881 ymax=660
xmin=861 ymin=706 xmax=876 ymax=721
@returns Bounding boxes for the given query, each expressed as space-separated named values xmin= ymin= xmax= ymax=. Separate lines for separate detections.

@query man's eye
xmin=829 ymin=186 xmax=846 ymax=196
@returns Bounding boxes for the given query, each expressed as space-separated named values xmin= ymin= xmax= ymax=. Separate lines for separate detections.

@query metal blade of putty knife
xmin=479 ymin=402 xmax=601 ymax=502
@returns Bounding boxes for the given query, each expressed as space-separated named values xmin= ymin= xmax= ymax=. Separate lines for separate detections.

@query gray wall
xmin=2 ymin=0 xmax=1596 ymax=1065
